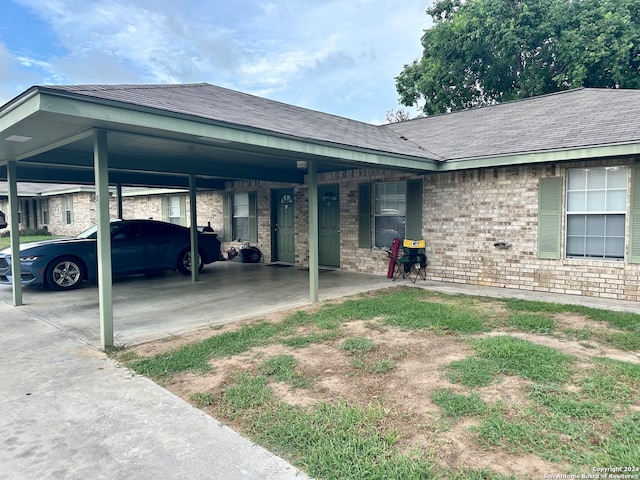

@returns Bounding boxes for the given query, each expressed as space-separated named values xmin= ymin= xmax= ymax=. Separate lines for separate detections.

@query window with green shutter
xmin=223 ymin=192 xmax=258 ymax=243
xmin=362 ymin=179 xmax=423 ymax=248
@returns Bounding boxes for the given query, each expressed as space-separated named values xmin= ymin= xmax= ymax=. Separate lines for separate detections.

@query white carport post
xmin=7 ymin=160 xmax=22 ymax=306
xmin=308 ymin=160 xmax=319 ymax=303
xmin=94 ymin=130 xmax=114 ymax=350
xmin=189 ymin=174 xmax=199 ymax=283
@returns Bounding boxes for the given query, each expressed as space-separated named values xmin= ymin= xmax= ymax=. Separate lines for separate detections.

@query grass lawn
xmin=0 ymin=235 xmax=58 ymax=250
xmin=115 ymin=287 xmax=640 ymax=480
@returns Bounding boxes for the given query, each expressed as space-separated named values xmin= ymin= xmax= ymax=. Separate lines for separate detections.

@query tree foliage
xmin=385 ymin=108 xmax=412 ymax=123
xmin=396 ymin=0 xmax=640 ymax=115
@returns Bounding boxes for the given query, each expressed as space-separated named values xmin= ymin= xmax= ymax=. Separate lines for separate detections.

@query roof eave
xmin=437 ymin=142 xmax=640 ymax=171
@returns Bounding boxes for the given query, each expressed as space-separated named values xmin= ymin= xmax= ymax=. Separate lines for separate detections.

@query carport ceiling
xmin=0 ymin=83 xmax=438 ymax=188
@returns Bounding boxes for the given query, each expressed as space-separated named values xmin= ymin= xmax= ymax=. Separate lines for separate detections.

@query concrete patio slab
xmin=0 ymin=261 xmax=393 ymax=347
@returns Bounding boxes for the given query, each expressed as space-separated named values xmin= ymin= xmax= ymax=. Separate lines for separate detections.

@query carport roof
xmin=0 ymin=83 xmax=438 ymax=189
xmin=37 ymin=83 xmax=430 ymax=158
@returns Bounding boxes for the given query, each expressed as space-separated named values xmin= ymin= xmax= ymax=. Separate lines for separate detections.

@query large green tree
xmin=396 ymin=0 xmax=640 ymax=115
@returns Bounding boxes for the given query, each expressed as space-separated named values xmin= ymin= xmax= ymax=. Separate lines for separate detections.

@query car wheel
xmin=45 ymin=256 xmax=85 ymax=291
xmin=177 ymin=249 xmax=204 ymax=275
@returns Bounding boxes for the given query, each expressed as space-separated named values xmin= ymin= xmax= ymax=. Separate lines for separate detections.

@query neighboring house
xmin=0 ymin=183 xmax=98 ymax=236
xmin=1 ymin=84 xmax=640 ymax=302
xmin=0 ymin=184 xmax=223 ymax=236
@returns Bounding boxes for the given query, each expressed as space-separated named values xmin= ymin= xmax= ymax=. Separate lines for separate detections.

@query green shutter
xmin=161 ymin=197 xmax=168 ymax=222
xmin=222 ymin=194 xmax=232 ymax=242
xmin=248 ymin=191 xmax=258 ymax=243
xmin=629 ymin=163 xmax=640 ymax=263
xmin=405 ymin=179 xmax=423 ymax=240
xmin=358 ymin=183 xmax=372 ymax=248
xmin=537 ymin=177 xmax=563 ymax=259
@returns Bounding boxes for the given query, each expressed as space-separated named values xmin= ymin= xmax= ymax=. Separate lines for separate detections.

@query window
xmin=63 ymin=195 xmax=73 ymax=225
xmin=233 ymin=192 xmax=250 ymax=241
xmin=566 ymin=166 xmax=627 ymax=260
xmin=166 ymin=196 xmax=185 ymax=225
xmin=374 ymin=182 xmax=406 ymax=248
xmin=41 ymin=198 xmax=49 ymax=225
xmin=358 ymin=180 xmax=422 ymax=249
xmin=222 ymin=192 xmax=257 ymax=242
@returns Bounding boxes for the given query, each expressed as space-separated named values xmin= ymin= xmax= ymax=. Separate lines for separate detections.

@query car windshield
xmin=77 ymin=226 xmax=97 ymax=239
xmin=76 ymin=223 xmax=123 ymax=239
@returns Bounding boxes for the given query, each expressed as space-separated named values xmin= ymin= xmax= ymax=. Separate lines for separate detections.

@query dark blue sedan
xmin=0 ymin=219 xmax=221 ymax=291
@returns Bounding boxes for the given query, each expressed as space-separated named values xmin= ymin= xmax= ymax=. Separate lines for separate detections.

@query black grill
xmin=0 ymin=258 xmax=8 ymax=268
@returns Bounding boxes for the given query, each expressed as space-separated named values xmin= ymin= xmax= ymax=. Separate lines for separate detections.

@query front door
xmin=272 ymin=189 xmax=295 ymax=263
xmin=318 ymin=185 xmax=340 ymax=267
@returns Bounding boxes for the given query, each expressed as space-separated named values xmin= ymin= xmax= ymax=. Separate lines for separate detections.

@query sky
xmin=0 ymin=0 xmax=433 ymax=124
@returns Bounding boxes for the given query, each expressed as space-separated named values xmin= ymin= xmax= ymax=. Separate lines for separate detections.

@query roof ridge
xmin=396 ymin=87 xmax=593 ymax=124
xmin=41 ymin=83 xmax=210 ymax=91
xmin=41 ymin=82 xmax=384 ymax=126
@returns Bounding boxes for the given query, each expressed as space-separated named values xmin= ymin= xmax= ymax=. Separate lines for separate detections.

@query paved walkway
xmin=414 ymin=280 xmax=640 ymax=314
xmin=2 ymin=269 xmax=639 ymax=479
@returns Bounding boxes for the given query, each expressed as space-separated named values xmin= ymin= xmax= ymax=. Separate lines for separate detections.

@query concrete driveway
xmin=0 ymin=261 xmax=393 ymax=347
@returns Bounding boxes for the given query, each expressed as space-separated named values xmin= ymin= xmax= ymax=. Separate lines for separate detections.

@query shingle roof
xmin=28 ymin=84 xmax=640 ymax=166
xmin=387 ymin=88 xmax=640 ymax=161
xmin=41 ymin=83 xmax=431 ymax=159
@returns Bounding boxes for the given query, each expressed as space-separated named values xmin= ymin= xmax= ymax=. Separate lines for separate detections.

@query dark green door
xmin=318 ymin=185 xmax=340 ymax=267
xmin=273 ymin=189 xmax=295 ymax=263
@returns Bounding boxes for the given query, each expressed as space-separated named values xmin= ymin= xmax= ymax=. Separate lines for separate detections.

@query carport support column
xmin=94 ymin=130 xmax=114 ymax=350
xmin=7 ymin=160 xmax=22 ymax=306
xmin=116 ymin=183 xmax=123 ymax=220
xmin=189 ymin=174 xmax=199 ymax=283
xmin=308 ymin=161 xmax=319 ymax=303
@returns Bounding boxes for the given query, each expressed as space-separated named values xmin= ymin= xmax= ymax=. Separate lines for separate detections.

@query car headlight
xmin=20 ymin=255 xmax=40 ymax=262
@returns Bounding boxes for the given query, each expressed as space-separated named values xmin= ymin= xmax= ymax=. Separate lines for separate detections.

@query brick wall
xmin=45 ymin=193 xmax=96 ymax=236
xmin=121 ymin=195 xmax=161 ymax=221
xmin=422 ymin=160 xmax=639 ymax=301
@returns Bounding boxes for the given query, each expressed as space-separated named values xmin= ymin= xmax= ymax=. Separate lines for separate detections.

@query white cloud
xmin=4 ymin=0 xmax=433 ymax=121
xmin=0 ymin=42 xmax=44 ymax=103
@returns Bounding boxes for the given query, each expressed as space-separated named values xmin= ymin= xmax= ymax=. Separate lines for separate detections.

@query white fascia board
xmin=121 ymin=188 xmax=188 ymax=197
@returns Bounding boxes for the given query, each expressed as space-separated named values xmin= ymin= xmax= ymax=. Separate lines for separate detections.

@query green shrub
xmin=1 ymin=228 xmax=53 ymax=238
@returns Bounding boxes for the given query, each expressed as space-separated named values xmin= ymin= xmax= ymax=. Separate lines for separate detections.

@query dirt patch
xmin=435 ymin=419 xmax=563 ymax=478
xmin=122 ymin=294 xmax=638 ymax=479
